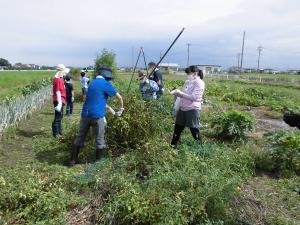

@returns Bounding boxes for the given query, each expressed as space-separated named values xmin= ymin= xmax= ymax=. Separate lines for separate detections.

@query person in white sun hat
xmin=52 ymin=64 xmax=69 ymax=137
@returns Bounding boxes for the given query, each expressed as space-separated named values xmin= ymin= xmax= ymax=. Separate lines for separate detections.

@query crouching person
xmin=138 ymin=71 xmax=159 ymax=101
xmin=69 ymin=66 xmax=124 ymax=166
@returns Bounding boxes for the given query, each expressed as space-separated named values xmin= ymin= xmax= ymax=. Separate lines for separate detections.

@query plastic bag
xmin=173 ymin=97 xmax=181 ymax=116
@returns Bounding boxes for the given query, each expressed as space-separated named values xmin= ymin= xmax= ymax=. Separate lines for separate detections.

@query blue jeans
xmin=52 ymin=102 xmax=64 ymax=137
xmin=66 ymin=99 xmax=73 ymax=116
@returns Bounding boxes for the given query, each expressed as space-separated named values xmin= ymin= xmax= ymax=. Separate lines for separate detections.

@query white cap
xmin=57 ymin=64 xmax=69 ymax=73
xmin=65 ymin=68 xmax=70 ymax=74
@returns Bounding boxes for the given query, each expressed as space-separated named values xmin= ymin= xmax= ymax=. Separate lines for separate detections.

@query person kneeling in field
xmin=138 ymin=71 xmax=159 ymax=101
xmin=170 ymin=65 xmax=205 ymax=148
xmin=69 ymin=66 xmax=124 ymax=166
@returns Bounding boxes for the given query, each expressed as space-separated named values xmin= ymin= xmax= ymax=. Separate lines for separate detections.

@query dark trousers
xmin=66 ymin=99 xmax=73 ymax=116
xmin=52 ymin=102 xmax=64 ymax=137
xmin=171 ymin=124 xmax=202 ymax=147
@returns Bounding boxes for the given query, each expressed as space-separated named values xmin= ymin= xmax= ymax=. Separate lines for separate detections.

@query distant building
xmin=29 ymin=64 xmax=41 ymax=70
xmin=196 ymin=65 xmax=222 ymax=74
xmin=244 ymin=68 xmax=257 ymax=73
xmin=263 ymin=68 xmax=280 ymax=74
xmin=287 ymin=70 xmax=300 ymax=75
xmin=0 ymin=66 xmax=4 ymax=71
xmin=158 ymin=63 xmax=180 ymax=72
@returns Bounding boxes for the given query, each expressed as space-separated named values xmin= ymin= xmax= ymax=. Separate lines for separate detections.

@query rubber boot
xmin=69 ymin=146 xmax=80 ymax=166
xmin=95 ymin=149 xmax=104 ymax=161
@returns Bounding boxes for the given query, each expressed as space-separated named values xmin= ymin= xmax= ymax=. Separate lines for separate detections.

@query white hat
xmin=57 ymin=64 xmax=69 ymax=73
xmin=65 ymin=68 xmax=70 ymax=74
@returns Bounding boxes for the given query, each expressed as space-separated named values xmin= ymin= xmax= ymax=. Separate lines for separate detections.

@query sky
xmin=1 ymin=0 xmax=300 ymax=69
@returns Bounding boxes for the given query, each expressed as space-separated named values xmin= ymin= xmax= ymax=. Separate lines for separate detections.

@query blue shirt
xmin=81 ymin=77 xmax=117 ymax=118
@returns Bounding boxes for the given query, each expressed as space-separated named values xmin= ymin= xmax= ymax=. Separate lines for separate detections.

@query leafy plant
xmin=106 ymin=94 xmax=162 ymax=154
xmin=0 ymin=164 xmax=87 ymax=224
xmin=260 ymin=131 xmax=300 ymax=175
xmin=211 ymin=110 xmax=255 ymax=140
xmin=95 ymin=48 xmax=117 ymax=75
xmin=21 ymin=78 xmax=52 ymax=96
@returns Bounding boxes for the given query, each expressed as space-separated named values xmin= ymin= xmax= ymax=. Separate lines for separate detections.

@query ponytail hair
xmin=189 ymin=65 xmax=203 ymax=80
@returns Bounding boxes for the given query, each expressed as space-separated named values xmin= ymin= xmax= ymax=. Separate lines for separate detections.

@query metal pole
xmin=257 ymin=46 xmax=263 ymax=72
xmin=127 ymin=48 xmax=142 ymax=94
xmin=148 ymin=27 xmax=185 ymax=78
xmin=240 ymin=31 xmax=246 ymax=74
xmin=187 ymin=43 xmax=191 ymax=67
xmin=141 ymin=48 xmax=149 ymax=77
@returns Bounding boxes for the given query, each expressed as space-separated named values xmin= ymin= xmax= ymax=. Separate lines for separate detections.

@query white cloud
xmin=0 ymin=0 xmax=299 ymax=68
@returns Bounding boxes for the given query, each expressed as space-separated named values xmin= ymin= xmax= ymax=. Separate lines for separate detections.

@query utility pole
xmin=257 ymin=46 xmax=263 ymax=72
xmin=187 ymin=43 xmax=191 ymax=67
xmin=240 ymin=31 xmax=246 ymax=73
xmin=131 ymin=46 xmax=134 ymax=70
xmin=237 ymin=53 xmax=241 ymax=69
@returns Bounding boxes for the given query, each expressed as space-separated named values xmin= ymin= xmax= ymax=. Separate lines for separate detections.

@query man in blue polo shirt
xmin=69 ymin=66 xmax=124 ymax=166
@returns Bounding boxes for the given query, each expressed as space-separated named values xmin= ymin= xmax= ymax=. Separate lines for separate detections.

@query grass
xmin=231 ymin=72 xmax=300 ymax=79
xmin=0 ymin=71 xmax=299 ymax=224
xmin=0 ymin=71 xmax=53 ymax=100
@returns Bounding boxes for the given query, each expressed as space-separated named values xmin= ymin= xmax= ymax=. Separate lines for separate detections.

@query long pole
xmin=148 ymin=27 xmax=185 ymax=78
xmin=240 ymin=31 xmax=246 ymax=73
xmin=141 ymin=48 xmax=149 ymax=76
xmin=127 ymin=48 xmax=142 ymax=93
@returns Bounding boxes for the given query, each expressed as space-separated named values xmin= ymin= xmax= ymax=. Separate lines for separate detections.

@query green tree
xmin=0 ymin=58 xmax=11 ymax=68
xmin=94 ymin=49 xmax=117 ymax=75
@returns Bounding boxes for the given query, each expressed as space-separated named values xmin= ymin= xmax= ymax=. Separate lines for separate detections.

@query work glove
xmin=107 ymin=106 xmax=116 ymax=115
xmin=55 ymin=103 xmax=62 ymax=112
xmin=115 ymin=108 xmax=124 ymax=117
xmin=103 ymin=117 xmax=107 ymax=128
xmin=71 ymin=97 xmax=74 ymax=102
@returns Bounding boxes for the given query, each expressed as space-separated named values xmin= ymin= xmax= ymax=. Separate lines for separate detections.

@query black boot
xmin=190 ymin=128 xmax=203 ymax=145
xmin=171 ymin=124 xmax=185 ymax=149
xmin=69 ymin=146 xmax=80 ymax=166
xmin=96 ymin=149 xmax=104 ymax=161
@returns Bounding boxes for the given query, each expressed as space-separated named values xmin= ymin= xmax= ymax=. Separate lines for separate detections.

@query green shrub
xmin=211 ymin=110 xmax=255 ymax=140
xmin=106 ymin=94 xmax=162 ymax=153
xmin=259 ymin=131 xmax=300 ymax=175
xmin=70 ymin=68 xmax=81 ymax=81
xmin=21 ymin=78 xmax=52 ymax=96
xmin=95 ymin=48 xmax=117 ymax=75
xmin=95 ymin=142 xmax=254 ymax=225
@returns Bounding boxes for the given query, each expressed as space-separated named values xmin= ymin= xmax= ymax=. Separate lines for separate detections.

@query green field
xmin=0 ymin=71 xmax=299 ymax=225
xmin=233 ymin=72 xmax=300 ymax=79
xmin=0 ymin=71 xmax=53 ymax=100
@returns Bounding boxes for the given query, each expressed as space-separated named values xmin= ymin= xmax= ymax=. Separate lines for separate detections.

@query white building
xmin=158 ymin=63 xmax=180 ymax=72
xmin=196 ymin=65 xmax=222 ymax=75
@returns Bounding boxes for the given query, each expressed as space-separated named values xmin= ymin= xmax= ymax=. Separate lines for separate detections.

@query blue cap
xmin=96 ymin=65 xmax=114 ymax=80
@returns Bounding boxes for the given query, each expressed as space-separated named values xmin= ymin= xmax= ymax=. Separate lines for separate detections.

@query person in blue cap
xmin=69 ymin=65 xmax=124 ymax=166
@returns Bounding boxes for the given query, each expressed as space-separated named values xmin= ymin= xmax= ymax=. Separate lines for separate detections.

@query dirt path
xmin=0 ymin=99 xmax=81 ymax=168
